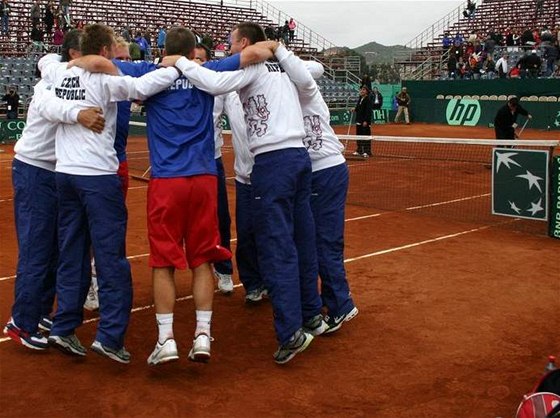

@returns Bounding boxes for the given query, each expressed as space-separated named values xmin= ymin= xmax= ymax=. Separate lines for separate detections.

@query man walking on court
xmin=494 ymin=96 xmax=532 ymax=142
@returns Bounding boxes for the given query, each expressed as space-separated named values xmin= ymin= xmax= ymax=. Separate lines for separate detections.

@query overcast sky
xmin=264 ymin=0 xmax=464 ymax=48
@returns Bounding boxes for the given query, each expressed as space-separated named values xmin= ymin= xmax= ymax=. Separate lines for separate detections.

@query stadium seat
xmin=480 ymin=95 xmax=489 ymax=100
xmin=488 ymin=95 xmax=498 ymax=100
xmin=436 ymin=94 xmax=444 ymax=99
xmin=527 ymin=96 xmax=539 ymax=101
xmin=547 ymin=97 xmax=558 ymax=102
xmin=497 ymin=95 xmax=507 ymax=101
xmin=463 ymin=95 xmax=472 ymax=99
xmin=470 ymin=95 xmax=480 ymax=100
xmin=445 ymin=95 xmax=453 ymax=99
xmin=538 ymin=96 xmax=548 ymax=102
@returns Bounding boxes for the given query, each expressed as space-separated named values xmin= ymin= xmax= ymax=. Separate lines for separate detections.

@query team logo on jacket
xmin=303 ymin=115 xmax=322 ymax=151
xmin=244 ymin=95 xmax=270 ymax=137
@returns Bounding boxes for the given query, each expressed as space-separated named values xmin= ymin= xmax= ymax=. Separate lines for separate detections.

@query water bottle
xmin=545 ymin=355 xmax=557 ymax=373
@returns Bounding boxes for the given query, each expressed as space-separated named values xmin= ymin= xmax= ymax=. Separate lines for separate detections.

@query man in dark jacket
xmin=494 ymin=97 xmax=532 ymax=141
xmin=353 ymin=85 xmax=373 ymax=158
xmin=2 ymin=87 xmax=19 ymax=119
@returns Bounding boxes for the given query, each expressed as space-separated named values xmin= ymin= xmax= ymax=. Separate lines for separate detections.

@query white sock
xmin=156 ymin=313 xmax=174 ymax=344
xmin=195 ymin=310 xmax=212 ymax=336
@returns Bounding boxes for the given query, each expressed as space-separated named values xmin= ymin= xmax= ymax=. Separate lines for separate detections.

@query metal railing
xmin=394 ymin=2 xmax=464 ymax=74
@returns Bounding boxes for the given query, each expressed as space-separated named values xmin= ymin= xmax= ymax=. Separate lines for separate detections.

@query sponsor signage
xmin=492 ymin=149 xmax=549 ymax=221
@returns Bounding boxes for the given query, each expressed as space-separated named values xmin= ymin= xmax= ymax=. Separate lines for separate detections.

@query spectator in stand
xmin=30 ymin=23 xmax=45 ymax=53
xmin=281 ymin=20 xmax=290 ymax=45
xmin=52 ymin=25 xmax=63 ymax=48
xmin=543 ymin=41 xmax=559 ymax=76
xmin=526 ymin=49 xmax=542 ymax=77
xmin=121 ymin=26 xmax=131 ymax=42
xmin=44 ymin=1 xmax=54 ymax=35
xmin=134 ymin=31 xmax=148 ymax=60
xmin=157 ymin=26 xmax=166 ymax=50
xmin=447 ymin=53 xmax=458 ymax=78
xmin=454 ymin=31 xmax=464 ymax=46
xmin=370 ymin=86 xmax=383 ymax=112
xmin=144 ymin=31 xmax=152 ymax=59
xmin=0 ymin=0 xmax=10 ymax=36
xmin=505 ymin=27 xmax=515 ymax=46
xmin=2 ymin=87 xmax=19 ymax=119
xmin=442 ymin=32 xmax=452 ymax=51
xmin=129 ymin=39 xmax=140 ymax=60
xmin=535 ymin=0 xmax=545 ymax=18
xmin=288 ymin=17 xmax=296 ymax=42
xmin=484 ymin=32 xmax=496 ymax=54
xmin=394 ymin=87 xmax=411 ymax=125
xmin=264 ymin=25 xmax=277 ymax=40
xmin=483 ymin=54 xmax=496 ymax=79
xmin=463 ymin=0 xmax=476 ymax=19
xmin=59 ymin=0 xmax=70 ymax=23
xmin=495 ymin=52 xmax=508 ymax=78
xmin=521 ymin=28 xmax=535 ymax=46
xmin=31 ymin=0 xmax=41 ymax=28
xmin=541 ymin=26 xmax=554 ymax=44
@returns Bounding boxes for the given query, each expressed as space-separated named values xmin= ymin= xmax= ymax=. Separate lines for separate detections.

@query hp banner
xmin=492 ymin=149 xmax=549 ymax=221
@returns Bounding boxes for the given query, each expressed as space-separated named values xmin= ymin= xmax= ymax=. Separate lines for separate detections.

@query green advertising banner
xmin=411 ymin=99 xmax=559 ymax=130
xmin=550 ymin=155 xmax=560 ymax=239
xmin=492 ymin=149 xmax=549 ymax=221
xmin=0 ymin=119 xmax=26 ymax=142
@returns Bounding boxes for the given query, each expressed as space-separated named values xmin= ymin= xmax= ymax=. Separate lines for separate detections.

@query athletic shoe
xmin=362 ymin=153 xmax=369 ymax=158
xmin=352 ymin=151 xmax=360 ymax=156
xmin=324 ymin=306 xmax=359 ymax=334
xmin=188 ymin=333 xmax=213 ymax=363
xmin=273 ymin=329 xmax=314 ymax=365
xmin=38 ymin=316 xmax=53 ymax=333
xmin=215 ymin=271 xmax=234 ymax=294
xmin=3 ymin=319 xmax=48 ymax=350
xmin=48 ymin=334 xmax=87 ymax=356
xmin=245 ymin=286 xmax=267 ymax=304
xmin=91 ymin=340 xmax=131 ymax=364
xmin=302 ymin=314 xmax=329 ymax=336
xmin=83 ymin=282 xmax=99 ymax=311
xmin=147 ymin=339 xmax=179 ymax=366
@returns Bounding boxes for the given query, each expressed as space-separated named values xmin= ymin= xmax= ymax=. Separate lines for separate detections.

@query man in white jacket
xmin=165 ymin=23 xmax=327 ymax=364
xmin=273 ymin=45 xmax=359 ymax=333
xmin=3 ymin=29 xmax=106 ymax=351
xmin=39 ymin=23 xmax=181 ymax=364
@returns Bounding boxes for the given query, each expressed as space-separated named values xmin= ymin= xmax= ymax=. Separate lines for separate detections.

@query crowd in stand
xmin=442 ymin=24 xmax=560 ymax=79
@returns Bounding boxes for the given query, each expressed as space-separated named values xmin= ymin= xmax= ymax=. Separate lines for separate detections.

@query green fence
xmin=403 ymin=79 xmax=560 ymax=99
xmin=410 ymin=98 xmax=559 ymax=130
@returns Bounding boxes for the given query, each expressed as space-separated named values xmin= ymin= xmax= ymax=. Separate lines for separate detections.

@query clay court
xmin=0 ymin=123 xmax=558 ymax=418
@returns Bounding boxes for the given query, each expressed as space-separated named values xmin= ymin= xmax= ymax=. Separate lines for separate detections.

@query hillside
xmin=353 ymin=41 xmax=413 ymax=64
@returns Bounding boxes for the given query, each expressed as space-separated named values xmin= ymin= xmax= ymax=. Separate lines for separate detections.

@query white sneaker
xmin=215 ymin=271 xmax=234 ymax=294
xmin=83 ymin=281 xmax=99 ymax=311
xmin=188 ymin=333 xmax=213 ymax=363
xmin=147 ymin=339 xmax=179 ymax=365
xmin=352 ymin=151 xmax=360 ymax=156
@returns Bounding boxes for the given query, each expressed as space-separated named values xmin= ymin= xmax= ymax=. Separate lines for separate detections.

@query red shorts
xmin=117 ymin=160 xmax=129 ymax=200
xmin=147 ymin=175 xmax=232 ymax=269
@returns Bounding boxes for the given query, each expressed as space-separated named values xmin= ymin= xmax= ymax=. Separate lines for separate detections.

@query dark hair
xmin=165 ymin=27 xmax=196 ymax=56
xmin=508 ymin=96 xmax=519 ymax=106
xmin=233 ymin=22 xmax=266 ymax=45
xmin=195 ymin=42 xmax=212 ymax=62
xmin=61 ymin=29 xmax=82 ymax=62
xmin=80 ymin=24 xmax=115 ymax=56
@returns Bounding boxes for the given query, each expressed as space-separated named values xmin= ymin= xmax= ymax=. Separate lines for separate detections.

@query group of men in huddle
xmin=5 ymin=21 xmax=358 ymax=365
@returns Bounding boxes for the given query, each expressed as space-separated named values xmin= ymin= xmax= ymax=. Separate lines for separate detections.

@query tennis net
xmin=126 ymin=120 xmax=559 ymax=235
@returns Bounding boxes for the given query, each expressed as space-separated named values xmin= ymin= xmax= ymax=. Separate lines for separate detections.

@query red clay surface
xmin=0 ymin=123 xmax=558 ymax=418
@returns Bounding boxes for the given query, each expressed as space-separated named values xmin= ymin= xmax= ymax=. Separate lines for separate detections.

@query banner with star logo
xmin=492 ymin=149 xmax=549 ymax=221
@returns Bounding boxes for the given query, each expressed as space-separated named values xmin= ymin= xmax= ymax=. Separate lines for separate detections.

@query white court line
xmin=0 ymin=192 xmax=491 ymax=282
xmin=0 ymin=225 xmax=489 ymax=343
xmin=0 ymin=198 xmax=13 ymax=203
